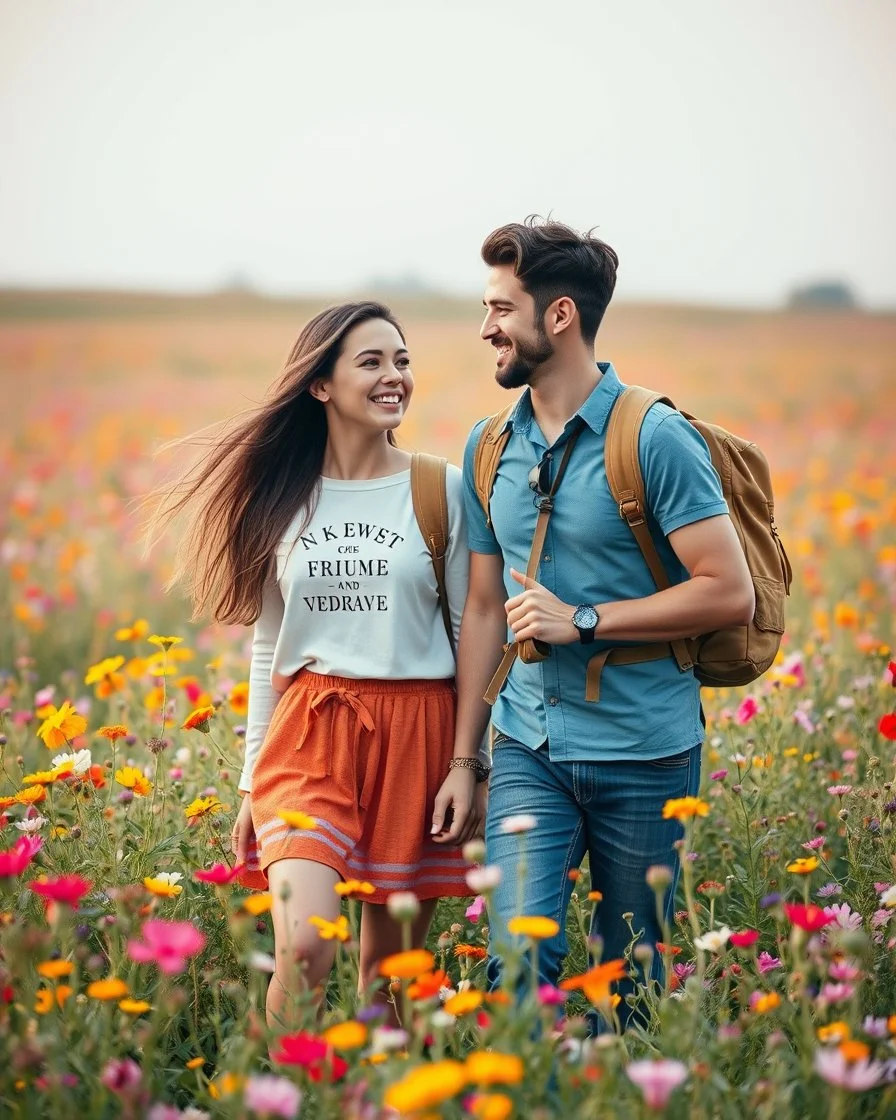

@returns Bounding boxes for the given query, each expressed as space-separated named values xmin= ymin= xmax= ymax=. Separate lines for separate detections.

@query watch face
xmin=572 ymin=604 xmax=598 ymax=630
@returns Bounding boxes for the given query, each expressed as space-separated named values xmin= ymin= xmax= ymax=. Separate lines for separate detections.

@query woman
xmin=154 ymin=302 xmax=485 ymax=1033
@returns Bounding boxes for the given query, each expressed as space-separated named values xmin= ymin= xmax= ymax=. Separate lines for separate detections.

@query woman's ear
xmin=308 ymin=378 xmax=330 ymax=403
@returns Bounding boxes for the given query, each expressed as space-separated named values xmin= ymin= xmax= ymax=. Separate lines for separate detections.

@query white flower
xmin=694 ymin=926 xmax=732 ymax=953
xmin=175 ymin=747 xmax=191 ymax=764
xmin=152 ymin=872 xmax=183 ymax=887
xmin=878 ymin=885 xmax=896 ymax=909
xmin=430 ymin=1010 xmax=456 ymax=1029
xmin=15 ymin=815 xmax=48 ymax=833
xmin=499 ymin=813 xmax=538 ymax=835
xmin=52 ymin=748 xmax=92 ymax=774
xmin=370 ymin=1026 xmax=409 ymax=1053
xmin=465 ymin=865 xmax=503 ymax=893
xmin=386 ymin=891 xmax=420 ymax=921
xmin=247 ymin=951 xmax=276 ymax=973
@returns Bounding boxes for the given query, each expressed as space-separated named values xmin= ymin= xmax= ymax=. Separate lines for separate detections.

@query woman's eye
xmin=361 ymin=359 xmax=378 ymax=368
xmin=397 ymin=357 xmax=410 ymax=368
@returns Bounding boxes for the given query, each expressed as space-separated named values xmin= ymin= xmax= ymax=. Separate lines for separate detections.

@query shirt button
xmin=548 ymin=696 xmax=559 ymax=706
xmin=543 ymin=554 xmax=552 ymax=563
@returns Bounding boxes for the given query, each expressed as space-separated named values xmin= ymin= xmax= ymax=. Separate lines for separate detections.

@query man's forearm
xmin=596 ymin=574 xmax=755 ymax=643
xmin=453 ymin=605 xmax=508 ymax=758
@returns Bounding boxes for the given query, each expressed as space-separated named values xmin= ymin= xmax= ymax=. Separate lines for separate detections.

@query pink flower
xmin=193 ymin=862 xmax=245 ymax=885
xmin=536 ymin=983 xmax=568 ymax=1006
xmin=818 ymin=982 xmax=855 ymax=1003
xmin=735 ymin=697 xmax=760 ymax=725
xmin=814 ymin=1047 xmax=885 ymax=1090
xmin=0 ymin=834 xmax=42 ymax=878
xmin=30 ymin=874 xmax=92 ymax=908
xmin=802 ymin=837 xmax=825 ymax=851
xmin=710 ymin=769 xmax=728 ymax=781
xmin=127 ymin=919 xmax=206 ymax=974
xmin=781 ymin=655 xmax=806 ymax=687
xmin=758 ymin=952 xmax=783 ymax=973
xmin=244 ymin=1074 xmax=303 ymax=1118
xmin=626 ymin=1058 xmax=689 ymax=1110
xmin=100 ymin=1058 xmax=143 ymax=1097
xmin=823 ymin=903 xmax=863 ymax=931
xmin=828 ymin=961 xmax=861 ymax=982
xmin=827 ymin=785 xmax=853 ymax=797
xmin=465 ymin=895 xmax=486 ymax=922
xmin=793 ymin=709 xmax=816 ymax=734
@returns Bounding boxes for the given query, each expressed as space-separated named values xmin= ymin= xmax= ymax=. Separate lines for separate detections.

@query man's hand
xmin=431 ymin=767 xmax=481 ymax=846
xmin=505 ymin=568 xmax=578 ymax=645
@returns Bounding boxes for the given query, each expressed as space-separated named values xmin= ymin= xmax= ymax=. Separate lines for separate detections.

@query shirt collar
xmin=502 ymin=362 xmax=624 ymax=438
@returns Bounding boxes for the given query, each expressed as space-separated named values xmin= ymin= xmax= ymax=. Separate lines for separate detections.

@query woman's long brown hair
xmin=146 ymin=301 xmax=405 ymax=625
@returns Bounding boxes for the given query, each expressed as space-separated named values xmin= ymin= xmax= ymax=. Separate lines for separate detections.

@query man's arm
xmin=505 ymin=514 xmax=755 ymax=646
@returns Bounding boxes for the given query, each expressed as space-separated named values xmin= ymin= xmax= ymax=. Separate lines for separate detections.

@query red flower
xmin=783 ymin=902 xmax=835 ymax=932
xmin=0 ymin=835 xmax=42 ymax=878
xmin=87 ymin=764 xmax=106 ymax=789
xmin=886 ymin=661 xmax=896 ymax=686
xmin=878 ymin=713 xmax=896 ymax=740
xmin=193 ymin=862 xmax=245 ymax=885
xmin=30 ymin=874 xmax=92 ymax=907
xmin=272 ymin=1031 xmax=348 ymax=1081
xmin=730 ymin=929 xmax=760 ymax=948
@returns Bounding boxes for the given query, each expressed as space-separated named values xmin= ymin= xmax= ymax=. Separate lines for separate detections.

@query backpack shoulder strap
xmin=473 ymin=404 xmax=516 ymax=528
xmin=605 ymin=385 xmax=695 ymax=673
xmin=410 ymin=452 xmax=455 ymax=657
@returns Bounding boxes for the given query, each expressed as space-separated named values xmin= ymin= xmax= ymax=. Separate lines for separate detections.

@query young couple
xmin=169 ymin=217 xmax=754 ymax=1032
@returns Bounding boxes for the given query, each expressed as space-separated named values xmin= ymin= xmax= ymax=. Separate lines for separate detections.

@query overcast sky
xmin=1 ymin=0 xmax=893 ymax=306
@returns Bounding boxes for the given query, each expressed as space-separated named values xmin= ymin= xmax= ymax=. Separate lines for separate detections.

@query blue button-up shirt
xmin=462 ymin=363 xmax=729 ymax=761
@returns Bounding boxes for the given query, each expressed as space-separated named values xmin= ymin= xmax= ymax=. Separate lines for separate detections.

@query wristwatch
xmin=571 ymin=603 xmax=599 ymax=644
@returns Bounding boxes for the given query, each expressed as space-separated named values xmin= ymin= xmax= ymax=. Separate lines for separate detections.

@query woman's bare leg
xmin=358 ymin=898 xmax=439 ymax=1026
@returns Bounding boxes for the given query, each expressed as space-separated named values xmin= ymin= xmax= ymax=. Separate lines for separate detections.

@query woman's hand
xmin=431 ymin=767 xmax=481 ymax=847
xmin=231 ymin=793 xmax=256 ymax=867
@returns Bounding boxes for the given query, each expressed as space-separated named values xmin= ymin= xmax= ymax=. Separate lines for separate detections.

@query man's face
xmin=480 ymin=265 xmax=553 ymax=389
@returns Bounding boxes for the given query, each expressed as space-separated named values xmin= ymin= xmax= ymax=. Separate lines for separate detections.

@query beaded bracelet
xmin=448 ymin=757 xmax=490 ymax=783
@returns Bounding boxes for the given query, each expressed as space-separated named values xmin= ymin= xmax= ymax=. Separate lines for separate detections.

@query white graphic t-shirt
xmin=240 ymin=466 xmax=469 ymax=790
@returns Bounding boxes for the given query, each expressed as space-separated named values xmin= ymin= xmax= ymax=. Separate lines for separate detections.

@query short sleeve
xmin=462 ymin=420 xmax=501 ymax=555
xmin=640 ymin=411 xmax=729 ymax=537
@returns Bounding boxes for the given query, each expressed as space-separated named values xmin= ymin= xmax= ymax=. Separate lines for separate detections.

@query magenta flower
xmin=100 ymin=1058 xmax=143 ymax=1097
xmin=735 ymin=697 xmax=760 ymax=725
xmin=793 ymin=708 xmax=816 ymax=734
xmin=536 ymin=983 xmax=568 ymax=1006
xmin=626 ymin=1058 xmax=688 ymax=1110
xmin=127 ymin=919 xmax=206 ymax=974
xmin=802 ymin=837 xmax=825 ymax=851
xmin=729 ymin=929 xmax=760 ymax=949
xmin=814 ymin=1047 xmax=885 ymax=1090
xmin=193 ymin=862 xmax=245 ymax=885
xmin=0 ymin=834 xmax=43 ymax=878
xmin=244 ymin=1074 xmax=303 ymax=1118
xmin=757 ymin=952 xmax=783 ymax=973
xmin=828 ymin=960 xmax=861 ymax=982
xmin=30 ymin=874 xmax=92 ymax=908
xmin=710 ymin=769 xmax=728 ymax=781
xmin=465 ymin=895 xmax=486 ymax=922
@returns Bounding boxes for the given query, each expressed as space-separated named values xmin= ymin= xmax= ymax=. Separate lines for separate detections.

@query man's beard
xmin=495 ymin=327 xmax=554 ymax=389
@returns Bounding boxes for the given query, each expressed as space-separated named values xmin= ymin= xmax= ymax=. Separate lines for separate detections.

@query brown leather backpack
xmin=410 ymin=453 xmax=455 ymax=656
xmin=473 ymin=387 xmax=793 ymax=690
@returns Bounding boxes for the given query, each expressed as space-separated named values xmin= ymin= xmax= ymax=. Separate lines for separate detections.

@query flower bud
xmin=386 ymin=892 xmax=420 ymax=922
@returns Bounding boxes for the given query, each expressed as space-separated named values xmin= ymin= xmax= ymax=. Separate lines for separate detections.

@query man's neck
xmin=529 ymin=354 xmax=603 ymax=445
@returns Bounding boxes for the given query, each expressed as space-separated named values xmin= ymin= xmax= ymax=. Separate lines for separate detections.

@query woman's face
xmin=313 ymin=317 xmax=414 ymax=434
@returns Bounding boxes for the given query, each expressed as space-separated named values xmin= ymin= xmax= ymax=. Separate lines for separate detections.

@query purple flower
xmin=626 ymin=1059 xmax=689 ymax=1109
xmin=760 ymin=892 xmax=782 ymax=909
xmin=758 ymin=952 xmax=783 ymax=974
xmin=814 ymin=1047 xmax=885 ymax=1090
xmin=862 ymin=1016 xmax=890 ymax=1039
xmin=816 ymin=883 xmax=843 ymax=899
xmin=673 ymin=961 xmax=697 ymax=980
xmin=793 ymin=709 xmax=816 ymax=734
xmin=243 ymin=1075 xmax=303 ymax=1118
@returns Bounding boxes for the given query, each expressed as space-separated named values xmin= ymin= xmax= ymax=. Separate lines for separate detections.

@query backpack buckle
xmin=618 ymin=497 xmax=645 ymax=526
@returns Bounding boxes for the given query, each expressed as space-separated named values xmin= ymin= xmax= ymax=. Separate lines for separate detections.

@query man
xmin=432 ymin=216 xmax=754 ymax=1014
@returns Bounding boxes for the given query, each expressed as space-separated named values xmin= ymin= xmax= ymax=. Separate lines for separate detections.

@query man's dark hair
xmin=481 ymin=216 xmax=618 ymax=344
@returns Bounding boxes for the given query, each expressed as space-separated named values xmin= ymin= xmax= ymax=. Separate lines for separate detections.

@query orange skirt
xmin=239 ymin=670 xmax=471 ymax=904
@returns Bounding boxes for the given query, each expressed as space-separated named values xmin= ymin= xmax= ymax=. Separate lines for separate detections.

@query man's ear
xmin=547 ymin=296 xmax=578 ymax=337
xmin=308 ymin=378 xmax=330 ymax=403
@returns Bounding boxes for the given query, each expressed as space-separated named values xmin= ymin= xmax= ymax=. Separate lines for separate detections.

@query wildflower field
xmin=1 ymin=289 xmax=895 ymax=1119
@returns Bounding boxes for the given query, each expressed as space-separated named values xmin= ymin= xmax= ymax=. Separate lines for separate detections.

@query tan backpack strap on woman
xmin=410 ymin=453 xmax=455 ymax=657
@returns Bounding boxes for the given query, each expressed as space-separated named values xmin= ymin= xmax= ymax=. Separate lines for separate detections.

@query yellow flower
xmin=182 ymin=706 xmax=216 ymax=732
xmin=84 ymin=656 xmax=125 ymax=686
xmin=185 ymin=1056 xmax=206 ymax=1070
xmin=378 ymin=949 xmax=435 ymax=979
xmin=229 ymin=681 xmax=250 ymax=715
xmin=662 ymin=796 xmax=710 ymax=821
xmin=125 ymin=657 xmax=149 ymax=678
xmin=37 ymin=960 xmax=74 ymax=979
xmin=786 ymin=857 xmax=819 ymax=875
xmin=322 ymin=1020 xmax=368 ymax=1050
xmin=36 ymin=701 xmax=87 ymax=749
xmin=146 ymin=655 xmax=177 ymax=678
xmin=334 ymin=879 xmax=376 ymax=897
xmin=15 ymin=785 xmax=47 ymax=805
xmin=752 ymin=991 xmax=781 ymax=1014
xmin=209 ymin=1072 xmax=243 ymax=1099
xmin=148 ymin=635 xmax=183 ymax=650
xmin=506 ymin=916 xmax=559 ymax=940
xmin=143 ymin=873 xmax=184 ymax=898
xmin=23 ymin=766 xmax=72 ymax=785
xmin=184 ymin=795 xmax=224 ymax=822
xmin=384 ymin=1059 xmax=468 ymax=1114
xmin=443 ymin=990 xmax=485 ymax=1016
xmin=87 ymin=978 xmax=129 ymax=1001
xmin=309 ymin=915 xmax=351 ymax=942
xmin=468 ymin=1092 xmax=514 ymax=1120
xmin=242 ymin=894 xmax=273 ymax=915
xmin=144 ymin=686 xmax=166 ymax=712
xmin=833 ymin=603 xmax=858 ymax=628
xmin=278 ymin=809 xmax=318 ymax=831
xmin=466 ymin=1051 xmax=525 ymax=1085
xmin=35 ymin=985 xmax=72 ymax=1013
xmin=119 ymin=999 xmax=152 ymax=1014
xmin=818 ymin=1021 xmax=851 ymax=1043
xmin=115 ymin=619 xmax=150 ymax=641
xmin=115 ymin=766 xmax=153 ymax=797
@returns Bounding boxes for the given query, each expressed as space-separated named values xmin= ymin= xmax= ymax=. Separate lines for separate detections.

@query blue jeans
xmin=485 ymin=737 xmax=701 ymax=1024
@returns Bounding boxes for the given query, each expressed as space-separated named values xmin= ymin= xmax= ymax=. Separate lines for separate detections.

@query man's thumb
xmin=510 ymin=567 xmax=536 ymax=589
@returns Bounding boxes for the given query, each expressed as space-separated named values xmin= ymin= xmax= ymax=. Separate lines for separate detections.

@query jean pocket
xmin=646 ymin=748 xmax=692 ymax=770
xmin=491 ymin=732 xmax=513 ymax=749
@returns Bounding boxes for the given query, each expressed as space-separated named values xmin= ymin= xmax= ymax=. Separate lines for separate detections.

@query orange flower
xmin=407 ymin=969 xmax=448 ymax=1000
xmin=119 ymin=999 xmax=152 ymax=1014
xmin=37 ymin=960 xmax=74 ymax=979
xmin=468 ymin=1092 xmax=514 ymax=1120
xmin=322 ymin=1020 xmax=368 ymax=1050
xmin=15 ymin=785 xmax=47 ymax=805
xmin=507 ymin=916 xmax=559 ymax=940
xmin=454 ymin=943 xmax=488 ymax=960
xmin=278 ymin=810 xmax=318 ymax=831
xmin=662 ymin=797 xmax=710 ymax=821
xmin=98 ymin=725 xmax=129 ymax=742
xmin=383 ymin=1059 xmax=468 ymax=1114
xmin=378 ymin=949 xmax=435 ymax=979
xmin=465 ymin=1051 xmax=525 ymax=1085
xmin=242 ymin=894 xmax=273 ymax=915
xmin=182 ymin=705 xmax=216 ymax=732
xmin=560 ymin=958 xmax=627 ymax=1006
xmin=229 ymin=681 xmax=250 ymax=715
xmin=443 ymin=989 xmax=485 ymax=1016
xmin=87 ymin=978 xmax=129 ymax=1001
xmin=115 ymin=766 xmax=153 ymax=797
xmin=334 ymin=879 xmax=375 ymax=898
xmin=36 ymin=701 xmax=87 ymax=749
